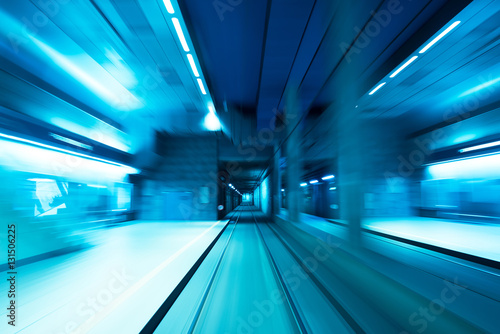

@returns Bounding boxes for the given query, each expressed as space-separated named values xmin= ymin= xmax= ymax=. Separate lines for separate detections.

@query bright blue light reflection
xmin=459 ymin=77 xmax=500 ymax=97
xmin=428 ymin=153 xmax=500 ymax=179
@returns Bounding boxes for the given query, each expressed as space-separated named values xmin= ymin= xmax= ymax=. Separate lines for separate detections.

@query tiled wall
xmin=138 ymin=135 xmax=219 ymax=221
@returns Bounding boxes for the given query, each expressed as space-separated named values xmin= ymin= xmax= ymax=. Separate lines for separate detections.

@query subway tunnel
xmin=0 ymin=0 xmax=499 ymax=333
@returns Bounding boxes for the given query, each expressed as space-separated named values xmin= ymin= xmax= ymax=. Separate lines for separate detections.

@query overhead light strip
xmin=162 ymin=0 xmax=175 ymax=14
xmin=390 ymin=56 xmax=418 ymax=78
xmin=367 ymin=20 xmax=461 ymax=97
xmin=419 ymin=21 xmax=461 ymax=54
xmin=197 ymin=78 xmax=207 ymax=95
xmin=0 ymin=132 xmax=139 ymax=173
xmin=369 ymin=82 xmax=386 ymax=95
xmin=164 ymin=0 xmax=218 ymax=125
xmin=187 ymin=54 xmax=199 ymax=77
xmin=459 ymin=140 xmax=500 ymax=153
xmin=171 ymin=18 xmax=190 ymax=52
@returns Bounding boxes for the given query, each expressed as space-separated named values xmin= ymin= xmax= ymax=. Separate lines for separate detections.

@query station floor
xmin=279 ymin=209 xmax=500 ymax=262
xmin=0 ymin=220 xmax=227 ymax=334
xmin=1 ymin=207 xmax=499 ymax=333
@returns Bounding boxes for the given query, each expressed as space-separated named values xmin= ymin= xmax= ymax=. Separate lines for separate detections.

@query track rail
xmin=187 ymin=206 xmax=243 ymax=333
xmin=249 ymin=209 xmax=307 ymax=334
xmin=139 ymin=215 xmax=234 ymax=334
xmin=254 ymin=211 xmax=365 ymax=334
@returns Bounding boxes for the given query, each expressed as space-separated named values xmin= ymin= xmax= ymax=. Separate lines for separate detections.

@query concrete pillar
xmin=337 ymin=109 xmax=364 ymax=248
xmin=271 ymin=144 xmax=281 ymax=221
xmin=285 ymin=87 xmax=301 ymax=223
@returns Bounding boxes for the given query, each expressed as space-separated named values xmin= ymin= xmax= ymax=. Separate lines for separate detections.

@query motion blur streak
xmin=1 ymin=0 xmax=499 ymax=334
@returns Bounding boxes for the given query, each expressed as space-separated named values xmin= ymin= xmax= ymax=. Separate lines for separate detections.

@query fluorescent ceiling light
xmin=322 ymin=175 xmax=335 ymax=180
xmin=369 ymin=82 xmax=386 ymax=95
xmin=419 ymin=21 xmax=461 ymax=54
xmin=88 ymin=184 xmax=107 ymax=189
xmin=172 ymin=18 xmax=190 ymax=52
xmin=300 ymin=183 xmax=307 ymax=187
xmin=28 ymin=178 xmax=53 ymax=182
xmin=197 ymin=78 xmax=207 ymax=95
xmin=329 ymin=187 xmax=337 ymax=190
xmin=310 ymin=180 xmax=319 ymax=184
xmin=163 ymin=0 xmax=175 ymax=14
xmin=459 ymin=77 xmax=500 ymax=97
xmin=0 ymin=132 xmax=139 ymax=174
xmin=390 ymin=56 xmax=418 ymax=78
xmin=459 ymin=140 xmax=500 ymax=153
xmin=281 ymin=189 xmax=285 ymax=192
xmin=187 ymin=54 xmax=199 ymax=77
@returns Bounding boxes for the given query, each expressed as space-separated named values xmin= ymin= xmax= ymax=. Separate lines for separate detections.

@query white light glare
xmin=28 ymin=178 xmax=53 ymax=182
xmin=459 ymin=140 xmax=500 ymax=153
xmin=390 ymin=56 xmax=418 ymax=78
xmin=0 ymin=132 xmax=139 ymax=174
xmin=88 ymin=184 xmax=107 ymax=189
xmin=197 ymin=78 xmax=207 ymax=95
xmin=204 ymin=107 xmax=221 ymax=131
xmin=187 ymin=54 xmax=199 ymax=77
xmin=163 ymin=0 xmax=175 ymax=14
xmin=172 ymin=18 xmax=190 ymax=52
xmin=281 ymin=189 xmax=285 ymax=192
xmin=321 ymin=175 xmax=335 ymax=180
xmin=419 ymin=21 xmax=461 ymax=54
xmin=369 ymin=82 xmax=386 ymax=95
xmin=30 ymin=37 xmax=142 ymax=111
xmin=310 ymin=180 xmax=319 ymax=184
xmin=300 ymin=183 xmax=308 ymax=187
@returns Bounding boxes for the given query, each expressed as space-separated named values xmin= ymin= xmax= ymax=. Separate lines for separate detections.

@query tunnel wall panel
xmin=138 ymin=136 xmax=218 ymax=221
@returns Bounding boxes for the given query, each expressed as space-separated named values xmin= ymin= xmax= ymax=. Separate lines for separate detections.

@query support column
xmin=285 ymin=87 xmax=301 ymax=223
xmin=337 ymin=109 xmax=364 ymax=248
xmin=271 ymin=144 xmax=281 ymax=221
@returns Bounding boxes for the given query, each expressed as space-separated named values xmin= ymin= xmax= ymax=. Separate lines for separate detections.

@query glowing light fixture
xmin=459 ymin=140 xmax=500 ymax=153
xmin=310 ymin=180 xmax=319 ymax=184
xmin=88 ymin=184 xmax=107 ymax=189
xmin=369 ymin=82 xmax=386 ymax=95
xmin=419 ymin=21 xmax=461 ymax=54
xmin=322 ymin=175 xmax=335 ymax=180
xmin=163 ymin=0 xmax=175 ymax=14
xmin=204 ymin=110 xmax=221 ymax=131
xmin=0 ymin=132 xmax=139 ymax=174
xmin=300 ymin=183 xmax=308 ymax=187
xmin=187 ymin=54 xmax=199 ymax=77
xmin=197 ymin=78 xmax=207 ymax=95
xmin=172 ymin=18 xmax=190 ymax=52
xmin=28 ymin=178 xmax=53 ymax=182
xmin=390 ymin=56 xmax=418 ymax=78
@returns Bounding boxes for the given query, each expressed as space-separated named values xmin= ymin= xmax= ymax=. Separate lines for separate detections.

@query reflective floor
xmin=1 ymin=206 xmax=499 ymax=334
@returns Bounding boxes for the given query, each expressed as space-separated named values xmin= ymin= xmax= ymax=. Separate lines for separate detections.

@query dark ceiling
xmin=181 ymin=0 xmax=482 ymax=190
xmin=180 ymin=0 xmax=474 ymax=131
